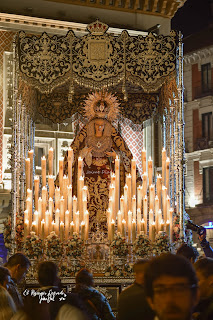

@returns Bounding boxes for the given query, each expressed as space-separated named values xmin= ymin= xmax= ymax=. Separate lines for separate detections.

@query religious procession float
xmin=3 ymin=21 xmax=191 ymax=287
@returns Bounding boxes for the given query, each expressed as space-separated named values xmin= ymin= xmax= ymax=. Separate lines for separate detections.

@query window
xmin=203 ymin=167 xmax=213 ymax=203
xmin=201 ymin=63 xmax=211 ymax=93
xmin=202 ymin=112 xmax=213 ymax=140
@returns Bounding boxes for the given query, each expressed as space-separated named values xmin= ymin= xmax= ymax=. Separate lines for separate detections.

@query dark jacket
xmin=73 ymin=285 xmax=115 ymax=320
xmin=200 ymin=238 xmax=213 ymax=258
xmin=117 ymin=281 xmax=155 ymax=320
xmin=194 ymin=296 xmax=213 ymax=320
xmin=7 ymin=278 xmax=24 ymax=310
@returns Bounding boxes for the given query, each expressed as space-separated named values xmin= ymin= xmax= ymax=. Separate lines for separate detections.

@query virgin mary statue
xmin=62 ymin=91 xmax=140 ymax=233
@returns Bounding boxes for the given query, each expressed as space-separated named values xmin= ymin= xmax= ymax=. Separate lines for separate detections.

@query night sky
xmin=171 ymin=0 xmax=212 ymax=37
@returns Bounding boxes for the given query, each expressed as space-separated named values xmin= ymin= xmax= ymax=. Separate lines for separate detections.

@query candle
xmin=142 ymin=172 xmax=147 ymax=197
xmin=109 ymin=185 xmax=115 ymax=220
xmin=149 ymin=184 xmax=155 ymax=212
xmin=78 ymin=176 xmax=84 ymax=221
xmin=124 ymin=184 xmax=128 ymax=222
xmin=78 ymin=157 xmax=83 ymax=181
xmin=38 ymin=197 xmax=42 ymax=236
xmin=122 ymin=219 xmax=126 ymax=237
xmin=141 ymin=218 xmax=145 ymax=233
xmin=60 ymin=196 xmax=65 ymax=223
xmin=117 ymin=210 xmax=122 ymax=233
xmin=128 ymin=211 xmax=132 ymax=243
xmin=149 ymin=209 xmax=154 ymax=241
xmin=166 ymin=157 xmax=170 ymax=193
xmin=148 ymin=157 xmax=153 ymax=186
xmin=162 ymin=148 xmax=166 ymax=186
xmin=75 ymin=211 xmax=79 ymax=234
xmin=33 ymin=211 xmax=38 ymax=235
xmin=152 ymin=221 xmax=156 ymax=242
xmin=166 ymin=219 xmax=170 ymax=238
xmin=156 ymin=174 xmax=162 ymax=209
xmin=115 ymin=156 xmax=120 ymax=217
xmin=70 ymin=221 xmax=74 ymax=236
xmin=32 ymin=222 xmax=36 ymax=233
xmin=63 ymin=175 xmax=68 ymax=211
xmin=34 ymin=176 xmax=39 ymax=211
xmin=55 ymin=209 xmax=60 ymax=236
xmin=68 ymin=185 xmax=72 ymax=218
xmin=48 ymin=175 xmax=55 ymax=200
xmin=84 ymin=210 xmax=89 ymax=240
xmin=73 ymin=196 xmax=77 ymax=223
xmin=120 ymin=195 xmax=124 ymax=220
xmin=26 ymin=191 xmax=32 ymax=227
xmin=131 ymin=159 xmax=136 ymax=198
xmin=25 ymin=158 xmax=30 ymax=191
xmin=143 ymin=195 xmax=148 ymax=235
xmin=41 ymin=156 xmax=46 ymax=188
xmin=166 ymin=195 xmax=170 ymax=222
xmin=155 ymin=196 xmax=159 ymax=233
xmin=48 ymin=147 xmax=54 ymax=176
xmin=111 ymin=219 xmax=115 ymax=242
xmin=28 ymin=150 xmax=34 ymax=190
xmin=49 ymin=197 xmax=53 ymax=222
xmin=132 ymin=195 xmax=136 ymax=221
xmin=132 ymin=219 xmax=136 ymax=242
xmin=60 ymin=221 xmax=64 ymax=242
xmin=59 ymin=158 xmax=64 ymax=194
xmin=158 ymin=209 xmax=163 ymax=232
xmin=137 ymin=185 xmax=143 ymax=212
xmin=42 ymin=186 xmax=47 ymax=220
xmin=126 ymin=174 xmax=132 ymax=213
xmin=81 ymin=221 xmax=85 ymax=240
xmin=65 ymin=210 xmax=70 ymax=240
xmin=141 ymin=148 xmax=146 ymax=174
xmin=41 ymin=219 xmax=45 ymax=240
xmin=55 ymin=187 xmax=60 ymax=211
xmin=51 ymin=220 xmax=55 ymax=232
xmin=24 ymin=218 xmax=29 ymax=240
xmin=137 ymin=208 xmax=141 ymax=234
xmin=162 ymin=186 xmax=167 ymax=222
xmin=68 ymin=147 xmax=74 ymax=186
xmin=45 ymin=211 xmax=50 ymax=237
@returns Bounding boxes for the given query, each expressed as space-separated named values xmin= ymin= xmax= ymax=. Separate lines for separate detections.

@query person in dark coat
xmin=73 ymin=268 xmax=115 ymax=320
xmin=194 ymin=257 xmax=213 ymax=320
xmin=117 ymin=259 xmax=154 ymax=320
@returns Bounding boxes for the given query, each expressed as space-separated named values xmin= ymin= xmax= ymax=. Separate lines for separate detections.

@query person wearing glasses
xmin=144 ymin=253 xmax=199 ymax=320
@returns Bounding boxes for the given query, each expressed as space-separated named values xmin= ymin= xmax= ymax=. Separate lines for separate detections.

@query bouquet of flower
xmin=44 ymin=231 xmax=63 ymax=259
xmin=110 ymin=234 xmax=128 ymax=257
xmin=123 ymin=263 xmax=133 ymax=276
xmin=153 ymin=231 xmax=172 ymax=255
xmin=105 ymin=265 xmax=123 ymax=277
xmin=133 ymin=232 xmax=152 ymax=257
xmin=3 ymin=213 xmax=24 ymax=251
xmin=24 ymin=231 xmax=43 ymax=259
xmin=64 ymin=232 xmax=84 ymax=258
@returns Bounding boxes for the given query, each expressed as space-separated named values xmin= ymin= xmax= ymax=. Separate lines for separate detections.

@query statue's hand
xmin=105 ymin=149 xmax=117 ymax=159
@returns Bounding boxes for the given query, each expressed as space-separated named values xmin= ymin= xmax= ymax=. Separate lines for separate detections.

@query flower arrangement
xmin=64 ymin=232 xmax=84 ymax=258
xmin=133 ymin=232 xmax=152 ymax=257
xmin=44 ymin=231 xmax=63 ymax=259
xmin=153 ymin=231 xmax=172 ymax=255
xmin=110 ymin=233 xmax=128 ymax=257
xmin=104 ymin=263 xmax=133 ymax=277
xmin=24 ymin=231 xmax=43 ymax=259
xmin=3 ymin=213 xmax=24 ymax=251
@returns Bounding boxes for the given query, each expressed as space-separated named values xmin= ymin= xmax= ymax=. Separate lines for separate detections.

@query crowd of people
xmin=0 ymin=233 xmax=213 ymax=320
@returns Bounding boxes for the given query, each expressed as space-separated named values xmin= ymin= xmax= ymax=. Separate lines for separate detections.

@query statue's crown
xmin=87 ymin=20 xmax=109 ymax=35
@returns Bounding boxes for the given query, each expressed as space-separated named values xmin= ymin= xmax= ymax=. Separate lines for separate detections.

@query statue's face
xmin=94 ymin=119 xmax=105 ymax=137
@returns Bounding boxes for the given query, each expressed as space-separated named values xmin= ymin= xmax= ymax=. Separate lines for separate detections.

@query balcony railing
xmin=195 ymin=137 xmax=213 ymax=151
xmin=194 ymin=87 xmax=213 ymax=99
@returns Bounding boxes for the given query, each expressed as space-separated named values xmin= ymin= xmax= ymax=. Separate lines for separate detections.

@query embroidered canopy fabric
xmin=17 ymin=21 xmax=178 ymax=95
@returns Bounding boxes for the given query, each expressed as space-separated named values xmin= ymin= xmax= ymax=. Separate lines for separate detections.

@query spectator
xmin=144 ymin=253 xmax=199 ymax=320
xmin=117 ymin=259 xmax=154 ymax=320
xmin=0 ymin=266 xmax=11 ymax=290
xmin=73 ymin=268 xmax=115 ymax=320
xmin=0 ymin=286 xmax=17 ymax=320
xmin=194 ymin=257 xmax=213 ymax=320
xmin=5 ymin=253 xmax=31 ymax=310
xmin=13 ymin=261 xmax=87 ymax=320
xmin=198 ymin=229 xmax=213 ymax=258
xmin=176 ymin=243 xmax=199 ymax=263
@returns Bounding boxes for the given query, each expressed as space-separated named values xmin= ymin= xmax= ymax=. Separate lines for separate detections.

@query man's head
xmin=176 ymin=243 xmax=199 ymax=263
xmin=133 ymin=259 xmax=149 ymax=285
xmin=38 ymin=261 xmax=60 ymax=287
xmin=76 ymin=268 xmax=94 ymax=287
xmin=5 ymin=253 xmax=31 ymax=284
xmin=144 ymin=253 xmax=199 ymax=320
xmin=194 ymin=257 xmax=213 ymax=299
xmin=0 ymin=266 xmax=11 ymax=289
